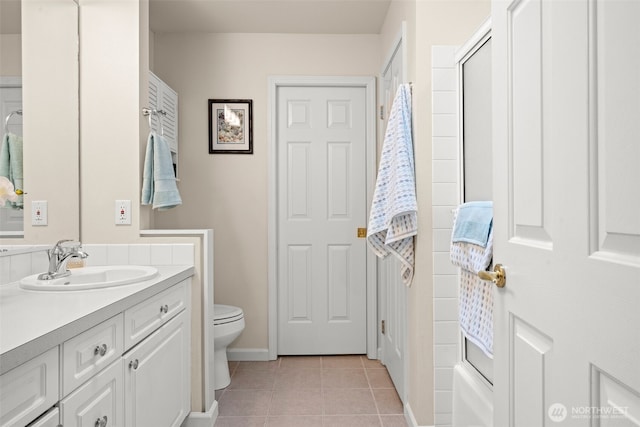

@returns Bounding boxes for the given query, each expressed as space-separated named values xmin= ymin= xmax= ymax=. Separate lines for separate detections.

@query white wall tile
xmin=0 ymin=256 xmax=11 ymax=286
xmin=434 ymin=413 xmax=453 ymax=425
xmin=434 ymin=275 xmax=458 ymax=298
xmin=435 ymin=391 xmax=453 ymax=413
xmin=433 ymin=114 xmax=458 ymax=137
xmin=433 ymin=229 xmax=453 ymax=252
xmin=433 ymin=206 xmax=456 ymax=229
xmin=128 ymin=244 xmax=151 ymax=265
xmin=432 ymin=91 xmax=457 ymax=115
xmin=150 ymin=244 xmax=172 ymax=265
xmin=435 ymin=368 xmax=454 ymax=391
xmin=10 ymin=253 xmax=32 ymax=283
xmin=432 ymin=68 xmax=457 ymax=91
xmin=435 ymin=344 xmax=458 ymax=367
xmin=433 ymin=137 xmax=458 ymax=160
xmin=434 ymin=252 xmax=457 ymax=275
xmin=107 ymin=244 xmax=129 ymax=265
xmin=172 ymin=244 xmax=194 ymax=265
xmin=433 ymin=183 xmax=459 ymax=206
xmin=84 ymin=245 xmax=107 ymax=266
xmin=434 ymin=321 xmax=459 ymax=344
xmin=432 ymin=46 xmax=456 ymax=68
xmin=434 ymin=298 xmax=458 ymax=321
xmin=433 ymin=160 xmax=458 ymax=184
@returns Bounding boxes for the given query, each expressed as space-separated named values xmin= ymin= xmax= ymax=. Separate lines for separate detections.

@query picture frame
xmin=208 ymin=99 xmax=253 ymax=154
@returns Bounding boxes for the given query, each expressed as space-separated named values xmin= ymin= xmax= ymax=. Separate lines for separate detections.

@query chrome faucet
xmin=37 ymin=239 xmax=89 ymax=280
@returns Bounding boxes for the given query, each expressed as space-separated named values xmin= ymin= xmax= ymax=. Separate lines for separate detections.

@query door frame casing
xmin=267 ymin=75 xmax=378 ymax=360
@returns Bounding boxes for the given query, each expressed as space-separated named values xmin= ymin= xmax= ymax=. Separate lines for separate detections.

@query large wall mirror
xmin=0 ymin=0 xmax=80 ymax=244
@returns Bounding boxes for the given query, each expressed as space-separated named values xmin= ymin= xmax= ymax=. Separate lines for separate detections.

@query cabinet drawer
xmin=60 ymin=358 xmax=123 ymax=427
xmin=0 ymin=347 xmax=59 ymax=427
xmin=27 ymin=407 xmax=59 ymax=427
xmin=62 ymin=314 xmax=124 ymax=396
xmin=124 ymin=279 xmax=188 ymax=350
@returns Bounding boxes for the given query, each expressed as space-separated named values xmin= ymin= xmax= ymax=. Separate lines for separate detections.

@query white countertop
xmin=0 ymin=265 xmax=194 ymax=375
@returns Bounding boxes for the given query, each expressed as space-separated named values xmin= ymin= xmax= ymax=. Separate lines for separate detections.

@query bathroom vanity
xmin=0 ymin=265 xmax=194 ymax=427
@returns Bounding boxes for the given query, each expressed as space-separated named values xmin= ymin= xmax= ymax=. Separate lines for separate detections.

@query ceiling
xmin=1 ymin=0 xmax=390 ymax=36
xmin=149 ymin=0 xmax=391 ymax=34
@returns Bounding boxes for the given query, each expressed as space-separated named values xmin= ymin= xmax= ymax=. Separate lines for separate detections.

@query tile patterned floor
xmin=214 ymin=355 xmax=409 ymax=427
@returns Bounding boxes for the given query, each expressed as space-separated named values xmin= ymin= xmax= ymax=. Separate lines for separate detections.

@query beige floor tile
xmin=269 ymin=389 xmax=323 ymax=416
xmin=236 ymin=360 xmax=281 ymax=371
xmin=265 ymin=415 xmax=323 ymax=426
xmin=322 ymin=368 xmax=369 ymax=388
xmin=361 ymin=357 xmax=385 ymax=369
xmin=218 ymin=389 xmax=273 ymax=416
xmin=229 ymin=369 xmax=276 ymax=390
xmin=214 ymin=416 xmax=267 ymax=427
xmin=380 ymin=415 xmax=409 ymax=427
xmin=274 ymin=368 xmax=321 ymax=389
xmin=323 ymin=389 xmax=378 ymax=415
xmin=366 ymin=369 xmax=395 ymax=388
xmin=322 ymin=355 xmax=365 ymax=369
xmin=372 ymin=389 xmax=404 ymax=414
xmin=279 ymin=356 xmax=322 ymax=369
xmin=323 ymin=415 xmax=382 ymax=426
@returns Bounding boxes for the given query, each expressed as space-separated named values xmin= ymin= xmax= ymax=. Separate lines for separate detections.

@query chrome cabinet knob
xmin=129 ymin=359 xmax=139 ymax=370
xmin=94 ymin=344 xmax=107 ymax=357
xmin=160 ymin=304 xmax=169 ymax=314
xmin=94 ymin=416 xmax=108 ymax=427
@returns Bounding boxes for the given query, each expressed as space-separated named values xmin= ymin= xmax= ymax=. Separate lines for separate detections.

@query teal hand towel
xmin=141 ymin=132 xmax=182 ymax=210
xmin=0 ymin=132 xmax=24 ymax=208
xmin=452 ymin=201 xmax=493 ymax=247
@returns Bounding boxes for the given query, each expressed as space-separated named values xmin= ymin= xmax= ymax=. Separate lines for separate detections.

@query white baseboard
xmin=181 ymin=401 xmax=219 ymax=427
xmin=405 ymin=402 xmax=434 ymax=427
xmin=227 ymin=348 xmax=271 ymax=361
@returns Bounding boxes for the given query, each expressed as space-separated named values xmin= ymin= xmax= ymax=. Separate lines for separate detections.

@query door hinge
xmin=379 ymin=105 xmax=385 ymax=120
xmin=381 ymin=320 xmax=385 ymax=335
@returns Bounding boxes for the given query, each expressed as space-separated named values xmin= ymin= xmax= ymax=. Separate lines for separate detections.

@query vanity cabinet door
xmin=62 ymin=314 xmax=124 ymax=396
xmin=0 ymin=347 xmax=58 ymax=427
xmin=60 ymin=358 xmax=123 ymax=427
xmin=123 ymin=279 xmax=188 ymax=350
xmin=123 ymin=310 xmax=190 ymax=427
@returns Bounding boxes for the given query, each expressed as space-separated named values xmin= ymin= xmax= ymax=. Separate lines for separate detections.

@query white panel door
xmin=277 ymin=85 xmax=368 ymax=355
xmin=492 ymin=0 xmax=640 ymax=425
xmin=380 ymin=44 xmax=407 ymax=400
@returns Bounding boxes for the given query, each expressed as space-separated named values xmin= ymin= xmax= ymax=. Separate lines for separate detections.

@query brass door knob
xmin=478 ymin=264 xmax=506 ymax=288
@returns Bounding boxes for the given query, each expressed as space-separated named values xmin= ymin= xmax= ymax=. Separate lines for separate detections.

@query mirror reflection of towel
xmin=141 ymin=132 xmax=182 ymax=210
xmin=0 ymin=132 xmax=24 ymax=208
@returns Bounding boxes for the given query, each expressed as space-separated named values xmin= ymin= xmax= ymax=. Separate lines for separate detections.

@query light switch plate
xmin=32 ymin=200 xmax=48 ymax=226
xmin=115 ymin=200 xmax=131 ymax=225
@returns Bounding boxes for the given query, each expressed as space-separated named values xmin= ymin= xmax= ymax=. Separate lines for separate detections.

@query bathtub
xmin=452 ymin=363 xmax=493 ymax=427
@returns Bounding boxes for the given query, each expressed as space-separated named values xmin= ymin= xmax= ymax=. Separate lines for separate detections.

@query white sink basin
xmin=19 ymin=265 xmax=159 ymax=291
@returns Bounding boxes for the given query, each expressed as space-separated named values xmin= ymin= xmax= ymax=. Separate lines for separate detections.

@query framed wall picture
xmin=208 ymin=99 xmax=253 ymax=154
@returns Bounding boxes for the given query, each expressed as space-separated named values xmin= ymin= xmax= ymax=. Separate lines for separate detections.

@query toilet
xmin=213 ymin=304 xmax=245 ymax=390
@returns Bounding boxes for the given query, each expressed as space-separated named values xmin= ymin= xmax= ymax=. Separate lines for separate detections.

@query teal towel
xmin=141 ymin=132 xmax=182 ymax=210
xmin=452 ymin=201 xmax=493 ymax=247
xmin=0 ymin=132 xmax=24 ymax=208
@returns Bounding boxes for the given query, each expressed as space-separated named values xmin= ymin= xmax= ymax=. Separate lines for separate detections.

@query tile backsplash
xmin=0 ymin=243 xmax=194 ymax=287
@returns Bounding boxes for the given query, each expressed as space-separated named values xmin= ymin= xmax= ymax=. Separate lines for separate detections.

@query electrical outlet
xmin=32 ymin=200 xmax=48 ymax=226
xmin=115 ymin=200 xmax=131 ymax=225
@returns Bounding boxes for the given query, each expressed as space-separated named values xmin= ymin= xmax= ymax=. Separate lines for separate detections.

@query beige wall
xmin=152 ymin=33 xmax=380 ymax=349
xmin=0 ymin=35 xmax=21 ymax=76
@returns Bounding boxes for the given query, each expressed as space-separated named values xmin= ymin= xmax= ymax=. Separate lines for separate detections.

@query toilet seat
xmin=214 ymin=304 xmax=244 ymax=325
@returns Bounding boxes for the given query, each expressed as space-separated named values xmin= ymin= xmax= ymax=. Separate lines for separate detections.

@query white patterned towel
xmin=367 ymin=84 xmax=417 ymax=286
xmin=450 ymin=205 xmax=494 ymax=358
